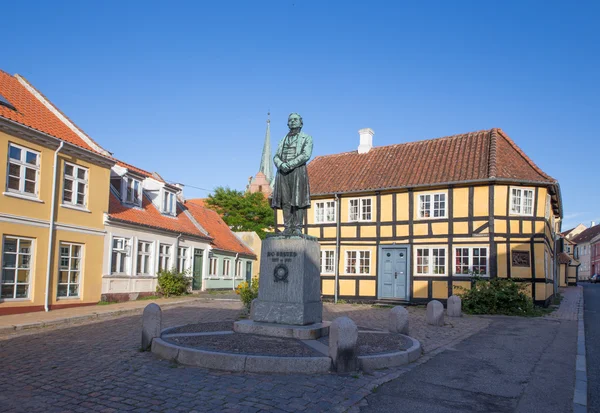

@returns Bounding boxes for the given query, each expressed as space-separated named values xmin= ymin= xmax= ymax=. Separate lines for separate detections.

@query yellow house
xmin=0 ymin=70 xmax=114 ymax=314
xmin=277 ymin=128 xmax=563 ymax=306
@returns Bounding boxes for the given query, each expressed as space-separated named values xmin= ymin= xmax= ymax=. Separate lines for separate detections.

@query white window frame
xmin=58 ymin=243 xmax=83 ymax=298
xmin=510 ymin=187 xmax=534 ymax=216
xmin=163 ymin=190 xmax=176 ymax=216
xmin=123 ymin=176 xmax=142 ymax=206
xmin=453 ymin=246 xmax=489 ymax=276
xmin=320 ymin=250 xmax=336 ymax=274
xmin=62 ymin=162 xmax=88 ymax=208
xmin=6 ymin=143 xmax=40 ymax=198
xmin=235 ymin=260 xmax=242 ymax=278
xmin=137 ymin=241 xmax=152 ymax=275
xmin=348 ymin=198 xmax=372 ymax=222
xmin=111 ymin=237 xmax=130 ymax=275
xmin=1 ymin=236 xmax=34 ymax=299
xmin=158 ymin=244 xmax=172 ymax=272
xmin=314 ymin=200 xmax=336 ymax=223
xmin=209 ymin=257 xmax=218 ymax=276
xmin=345 ymin=250 xmax=371 ymax=274
xmin=222 ymin=258 xmax=231 ymax=277
xmin=415 ymin=247 xmax=447 ymax=276
xmin=177 ymin=247 xmax=189 ymax=273
xmin=418 ymin=193 xmax=447 ymax=219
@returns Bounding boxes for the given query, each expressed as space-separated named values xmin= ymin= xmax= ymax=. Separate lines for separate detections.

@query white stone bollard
xmin=447 ymin=295 xmax=462 ymax=317
xmin=426 ymin=300 xmax=445 ymax=326
xmin=329 ymin=316 xmax=358 ymax=373
xmin=388 ymin=306 xmax=409 ymax=334
xmin=141 ymin=303 xmax=162 ymax=351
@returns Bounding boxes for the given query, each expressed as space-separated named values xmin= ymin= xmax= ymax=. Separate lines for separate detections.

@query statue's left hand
xmin=279 ymin=162 xmax=290 ymax=173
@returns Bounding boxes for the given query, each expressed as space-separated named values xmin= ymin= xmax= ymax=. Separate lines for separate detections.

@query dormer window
xmin=124 ymin=176 xmax=142 ymax=206
xmin=163 ymin=190 xmax=176 ymax=215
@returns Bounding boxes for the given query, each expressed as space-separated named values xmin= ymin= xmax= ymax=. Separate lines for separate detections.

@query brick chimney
xmin=358 ymin=128 xmax=374 ymax=154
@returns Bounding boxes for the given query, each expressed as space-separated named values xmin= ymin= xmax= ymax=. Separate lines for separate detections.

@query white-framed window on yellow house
xmin=137 ymin=241 xmax=152 ymax=275
xmin=320 ymin=250 xmax=335 ymax=274
xmin=418 ymin=193 xmax=446 ymax=219
xmin=158 ymin=244 xmax=171 ymax=272
xmin=209 ymin=257 xmax=218 ymax=276
xmin=6 ymin=143 xmax=40 ymax=197
xmin=345 ymin=250 xmax=370 ymax=274
xmin=415 ymin=247 xmax=446 ymax=275
xmin=1 ymin=236 xmax=33 ymax=299
xmin=222 ymin=258 xmax=231 ymax=277
xmin=177 ymin=247 xmax=189 ymax=273
xmin=124 ymin=176 xmax=142 ymax=206
xmin=348 ymin=198 xmax=372 ymax=222
xmin=510 ymin=187 xmax=534 ymax=216
xmin=58 ymin=243 xmax=82 ymax=298
xmin=454 ymin=247 xmax=488 ymax=276
xmin=315 ymin=201 xmax=336 ymax=223
xmin=63 ymin=162 xmax=88 ymax=207
xmin=111 ymin=237 xmax=130 ymax=274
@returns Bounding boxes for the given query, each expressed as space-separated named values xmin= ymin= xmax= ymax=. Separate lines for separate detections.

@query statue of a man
xmin=271 ymin=113 xmax=313 ymax=235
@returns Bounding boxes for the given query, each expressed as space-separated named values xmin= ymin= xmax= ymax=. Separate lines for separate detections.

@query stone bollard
xmin=388 ymin=306 xmax=409 ymax=334
xmin=141 ymin=303 xmax=162 ymax=351
xmin=329 ymin=317 xmax=358 ymax=373
xmin=249 ymin=298 xmax=257 ymax=319
xmin=447 ymin=295 xmax=462 ymax=317
xmin=426 ymin=300 xmax=445 ymax=326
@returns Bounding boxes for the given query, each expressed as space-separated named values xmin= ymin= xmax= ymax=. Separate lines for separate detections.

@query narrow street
xmin=583 ymin=283 xmax=600 ymax=413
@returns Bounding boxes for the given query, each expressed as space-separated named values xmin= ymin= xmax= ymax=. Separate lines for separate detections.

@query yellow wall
xmin=432 ymin=281 xmax=448 ymax=299
xmin=494 ymin=185 xmax=508 ymax=216
xmin=380 ymin=194 xmax=393 ymax=222
xmin=473 ymin=186 xmax=489 ymax=216
xmin=396 ymin=192 xmax=409 ymax=221
xmin=453 ymin=188 xmax=469 ymax=218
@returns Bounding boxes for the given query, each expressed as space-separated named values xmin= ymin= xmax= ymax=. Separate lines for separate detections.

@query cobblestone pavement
xmin=0 ymin=300 xmax=489 ymax=413
xmin=543 ymin=286 xmax=582 ymax=321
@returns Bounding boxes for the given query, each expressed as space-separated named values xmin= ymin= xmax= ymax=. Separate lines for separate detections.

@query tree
xmin=205 ymin=187 xmax=274 ymax=239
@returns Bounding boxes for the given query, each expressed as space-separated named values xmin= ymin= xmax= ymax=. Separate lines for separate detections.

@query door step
xmin=373 ymin=299 xmax=410 ymax=307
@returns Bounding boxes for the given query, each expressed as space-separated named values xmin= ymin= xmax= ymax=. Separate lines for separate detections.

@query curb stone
xmin=574 ymin=291 xmax=587 ymax=413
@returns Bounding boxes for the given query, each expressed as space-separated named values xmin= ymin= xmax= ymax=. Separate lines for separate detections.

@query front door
xmin=192 ymin=249 xmax=203 ymax=290
xmin=379 ymin=247 xmax=408 ymax=300
xmin=245 ymin=261 xmax=252 ymax=283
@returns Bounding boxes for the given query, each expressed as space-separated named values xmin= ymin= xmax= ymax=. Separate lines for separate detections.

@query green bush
xmin=235 ymin=278 xmax=259 ymax=310
xmin=156 ymin=268 xmax=190 ymax=297
xmin=458 ymin=276 xmax=539 ymax=316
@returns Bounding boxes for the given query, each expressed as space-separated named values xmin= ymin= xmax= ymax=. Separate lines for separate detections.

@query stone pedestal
xmin=252 ymin=235 xmax=322 ymax=326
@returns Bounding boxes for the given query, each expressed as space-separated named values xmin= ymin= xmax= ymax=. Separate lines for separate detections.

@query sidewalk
xmin=545 ymin=286 xmax=582 ymax=321
xmin=0 ymin=292 xmax=239 ymax=333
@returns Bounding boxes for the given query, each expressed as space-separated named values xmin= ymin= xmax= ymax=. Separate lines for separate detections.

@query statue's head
xmin=287 ymin=113 xmax=303 ymax=130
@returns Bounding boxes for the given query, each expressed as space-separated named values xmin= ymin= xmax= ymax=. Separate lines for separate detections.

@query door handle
xmin=395 ymin=272 xmax=397 ymax=279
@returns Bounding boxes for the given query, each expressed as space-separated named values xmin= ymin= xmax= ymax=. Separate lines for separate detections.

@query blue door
xmin=379 ymin=247 xmax=408 ymax=299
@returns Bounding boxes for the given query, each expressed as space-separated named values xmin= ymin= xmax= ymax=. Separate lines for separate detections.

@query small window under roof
xmin=0 ymin=93 xmax=16 ymax=111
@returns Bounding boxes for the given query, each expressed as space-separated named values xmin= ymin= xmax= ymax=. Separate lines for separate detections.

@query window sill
xmin=348 ymin=220 xmax=373 ymax=223
xmin=56 ymin=296 xmax=81 ymax=301
xmin=61 ymin=204 xmax=91 ymax=213
xmin=0 ymin=297 xmax=31 ymax=302
xmin=509 ymin=213 xmax=534 ymax=217
xmin=416 ymin=216 xmax=447 ymax=220
xmin=453 ymin=274 xmax=489 ymax=278
xmin=3 ymin=192 xmax=44 ymax=203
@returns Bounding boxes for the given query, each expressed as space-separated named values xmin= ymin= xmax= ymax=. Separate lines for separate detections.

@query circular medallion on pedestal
xmin=273 ymin=264 xmax=289 ymax=283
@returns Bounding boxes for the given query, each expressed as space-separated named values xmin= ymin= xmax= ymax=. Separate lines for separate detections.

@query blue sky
xmin=3 ymin=0 xmax=598 ymax=230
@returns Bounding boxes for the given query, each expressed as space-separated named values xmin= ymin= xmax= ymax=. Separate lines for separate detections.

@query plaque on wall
xmin=512 ymin=250 xmax=530 ymax=267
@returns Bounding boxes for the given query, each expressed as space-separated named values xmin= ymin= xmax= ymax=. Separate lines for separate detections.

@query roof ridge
xmin=495 ymin=128 xmax=555 ymax=182
xmin=488 ymin=128 xmax=498 ymax=178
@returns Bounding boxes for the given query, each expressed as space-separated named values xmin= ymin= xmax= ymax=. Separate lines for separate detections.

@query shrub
xmin=458 ymin=276 xmax=539 ymax=316
xmin=156 ymin=268 xmax=190 ymax=297
xmin=235 ymin=278 xmax=259 ymax=310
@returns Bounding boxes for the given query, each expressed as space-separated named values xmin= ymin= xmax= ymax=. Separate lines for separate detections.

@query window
xmin=566 ymin=245 xmax=572 ymax=254
xmin=320 ymin=250 xmax=335 ymax=274
xmin=345 ymin=250 xmax=370 ymax=274
xmin=124 ymin=176 xmax=142 ymax=206
xmin=177 ymin=247 xmax=188 ymax=272
xmin=163 ymin=191 xmax=176 ymax=215
xmin=58 ymin=243 xmax=82 ymax=297
xmin=158 ymin=244 xmax=171 ymax=272
xmin=209 ymin=257 xmax=218 ymax=276
xmin=315 ymin=201 xmax=336 ymax=223
xmin=510 ymin=187 xmax=534 ymax=216
xmin=137 ymin=241 xmax=152 ymax=275
xmin=235 ymin=260 xmax=242 ymax=277
xmin=419 ymin=193 xmax=446 ymax=219
xmin=111 ymin=237 xmax=130 ymax=274
xmin=1 ymin=237 xmax=33 ymax=299
xmin=63 ymin=163 xmax=88 ymax=207
xmin=222 ymin=259 xmax=231 ymax=277
xmin=6 ymin=143 xmax=40 ymax=196
xmin=348 ymin=198 xmax=372 ymax=222
xmin=416 ymin=247 xmax=446 ymax=275
xmin=454 ymin=247 xmax=488 ymax=276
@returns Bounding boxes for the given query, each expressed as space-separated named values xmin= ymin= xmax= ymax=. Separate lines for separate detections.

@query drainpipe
xmin=233 ymin=253 xmax=239 ymax=290
xmin=45 ymin=142 xmax=65 ymax=312
xmin=334 ymin=193 xmax=341 ymax=304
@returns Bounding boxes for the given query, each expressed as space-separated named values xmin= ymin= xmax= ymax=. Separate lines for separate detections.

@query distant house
xmin=557 ymin=236 xmax=579 ymax=286
xmin=572 ymin=223 xmax=600 ymax=281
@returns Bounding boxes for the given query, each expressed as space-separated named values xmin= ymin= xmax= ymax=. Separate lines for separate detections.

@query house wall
xmin=204 ymin=251 xmax=252 ymax=290
xmin=278 ymin=183 xmax=558 ymax=306
xmin=591 ymin=240 xmax=600 ymax=277
xmin=577 ymin=242 xmax=592 ymax=280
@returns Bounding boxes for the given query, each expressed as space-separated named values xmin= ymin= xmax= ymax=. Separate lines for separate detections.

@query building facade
xmin=572 ymin=224 xmax=600 ymax=280
xmin=277 ymin=128 xmax=563 ymax=306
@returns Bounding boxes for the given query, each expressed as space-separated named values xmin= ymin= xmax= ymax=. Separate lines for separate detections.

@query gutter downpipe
xmin=45 ymin=141 xmax=65 ymax=312
xmin=233 ymin=253 xmax=239 ymax=291
xmin=334 ymin=194 xmax=341 ymax=304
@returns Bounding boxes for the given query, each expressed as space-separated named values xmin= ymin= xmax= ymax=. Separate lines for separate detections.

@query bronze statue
xmin=271 ymin=113 xmax=313 ymax=235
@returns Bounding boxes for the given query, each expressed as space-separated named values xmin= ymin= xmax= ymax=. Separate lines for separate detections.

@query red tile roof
xmin=307 ymin=128 xmax=555 ymax=195
xmin=186 ymin=199 xmax=256 ymax=258
xmin=0 ymin=70 xmax=108 ymax=155
xmin=108 ymin=193 xmax=212 ymax=240
xmin=114 ymin=159 xmax=164 ymax=181
xmin=572 ymin=225 xmax=600 ymax=245
xmin=558 ymin=252 xmax=573 ymax=265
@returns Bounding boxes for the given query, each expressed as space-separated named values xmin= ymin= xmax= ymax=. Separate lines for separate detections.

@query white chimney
xmin=173 ymin=183 xmax=185 ymax=202
xmin=358 ymin=128 xmax=374 ymax=154
xmin=592 ymin=221 xmax=596 ymax=227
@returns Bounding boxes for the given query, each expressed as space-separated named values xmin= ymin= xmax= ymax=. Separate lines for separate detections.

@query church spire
xmin=258 ymin=112 xmax=273 ymax=183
